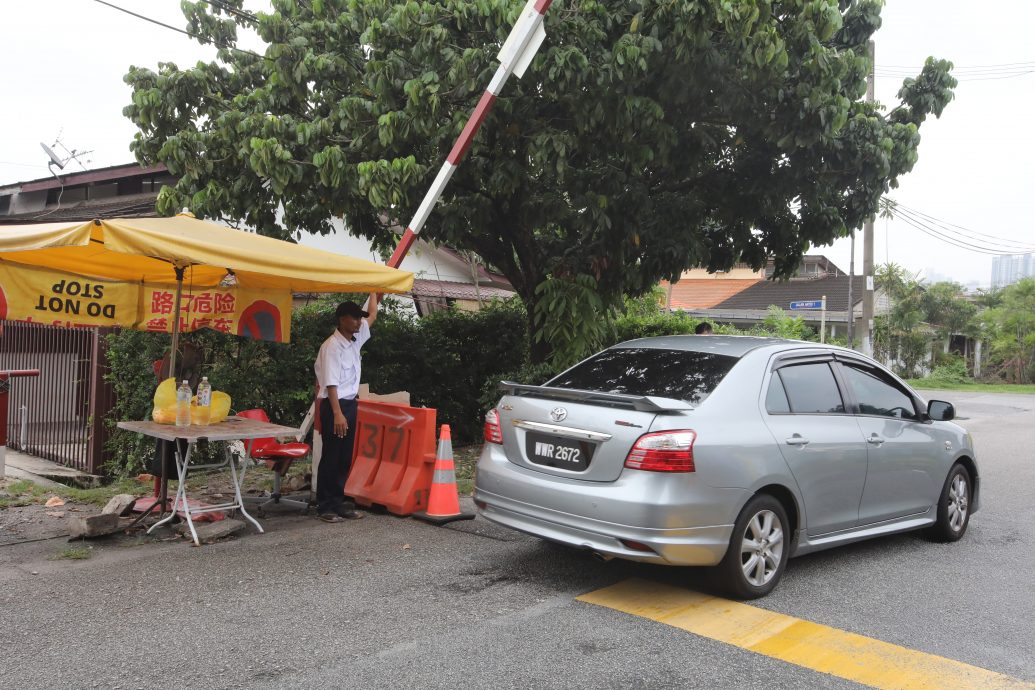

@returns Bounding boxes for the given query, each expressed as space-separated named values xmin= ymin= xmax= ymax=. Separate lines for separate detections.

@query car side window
xmin=773 ymin=362 xmax=845 ymax=414
xmin=840 ymin=364 xmax=919 ymax=420
xmin=765 ymin=374 xmax=791 ymax=413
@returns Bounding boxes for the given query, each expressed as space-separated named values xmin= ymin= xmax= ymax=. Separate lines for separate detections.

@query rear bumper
xmin=474 ymin=446 xmax=746 ymax=566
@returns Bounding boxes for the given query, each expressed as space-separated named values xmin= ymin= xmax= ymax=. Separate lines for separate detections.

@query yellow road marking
xmin=577 ymin=579 xmax=1034 ymax=690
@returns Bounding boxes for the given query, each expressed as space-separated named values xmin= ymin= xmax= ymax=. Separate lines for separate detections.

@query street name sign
xmin=789 ymin=300 xmax=824 ymax=310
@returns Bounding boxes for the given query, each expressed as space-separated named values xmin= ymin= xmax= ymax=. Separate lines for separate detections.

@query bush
xmin=363 ymin=298 xmax=529 ymax=444
xmin=104 ymin=297 xmax=530 ymax=475
xmin=925 ymin=358 xmax=970 ymax=386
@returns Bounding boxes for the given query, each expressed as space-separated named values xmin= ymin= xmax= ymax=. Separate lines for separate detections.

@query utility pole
xmin=861 ymin=39 xmax=875 ymax=357
xmin=847 ymin=231 xmax=855 ymax=347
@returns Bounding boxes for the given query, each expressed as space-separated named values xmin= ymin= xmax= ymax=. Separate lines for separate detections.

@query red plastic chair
xmin=237 ymin=409 xmax=311 ymax=512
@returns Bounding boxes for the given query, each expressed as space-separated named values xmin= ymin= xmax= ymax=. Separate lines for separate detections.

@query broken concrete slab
xmin=175 ymin=518 xmax=246 ymax=544
xmin=68 ymin=513 xmax=121 ymax=539
xmin=102 ymin=494 xmax=137 ymax=516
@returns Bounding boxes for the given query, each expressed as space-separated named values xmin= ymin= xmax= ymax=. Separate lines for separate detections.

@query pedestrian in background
xmin=313 ymin=297 xmax=378 ymax=522
xmin=695 ymin=321 xmax=714 ymax=335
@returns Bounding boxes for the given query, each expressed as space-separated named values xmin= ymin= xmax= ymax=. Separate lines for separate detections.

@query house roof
xmin=0 ymin=192 xmax=160 ymax=224
xmin=714 ymin=275 xmax=867 ymax=312
xmin=0 ymin=162 xmax=168 ymax=194
xmin=661 ymin=278 xmax=761 ymax=309
xmin=411 ymin=279 xmax=515 ymax=302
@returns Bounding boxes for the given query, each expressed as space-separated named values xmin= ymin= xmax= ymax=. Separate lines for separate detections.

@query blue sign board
xmin=789 ymin=300 xmax=823 ymax=310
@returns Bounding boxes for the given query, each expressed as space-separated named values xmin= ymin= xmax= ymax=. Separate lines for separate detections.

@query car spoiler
xmin=498 ymin=381 xmax=694 ymax=412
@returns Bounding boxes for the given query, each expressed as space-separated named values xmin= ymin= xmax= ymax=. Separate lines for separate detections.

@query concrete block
xmin=68 ymin=513 xmax=121 ymax=539
xmin=176 ymin=518 xmax=246 ymax=544
xmin=102 ymin=494 xmax=137 ymax=516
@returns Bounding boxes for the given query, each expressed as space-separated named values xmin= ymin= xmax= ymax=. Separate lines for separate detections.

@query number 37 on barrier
xmin=360 ymin=424 xmax=406 ymax=462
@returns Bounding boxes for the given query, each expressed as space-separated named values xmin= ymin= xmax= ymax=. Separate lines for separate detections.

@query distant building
xmin=991 ymin=253 xmax=1035 ymax=289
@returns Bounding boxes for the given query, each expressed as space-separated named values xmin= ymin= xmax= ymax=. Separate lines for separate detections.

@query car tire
xmin=926 ymin=463 xmax=972 ymax=543
xmin=712 ymin=494 xmax=790 ymax=600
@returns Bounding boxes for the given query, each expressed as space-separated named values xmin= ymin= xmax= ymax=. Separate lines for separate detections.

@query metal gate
xmin=0 ymin=321 xmax=114 ymax=474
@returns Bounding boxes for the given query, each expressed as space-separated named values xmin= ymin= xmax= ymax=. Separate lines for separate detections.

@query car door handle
xmin=866 ymin=434 xmax=885 ymax=446
xmin=785 ymin=435 xmax=809 ymax=446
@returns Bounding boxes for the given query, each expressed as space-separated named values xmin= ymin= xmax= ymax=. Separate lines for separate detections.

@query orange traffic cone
xmin=414 ymin=424 xmax=475 ymax=525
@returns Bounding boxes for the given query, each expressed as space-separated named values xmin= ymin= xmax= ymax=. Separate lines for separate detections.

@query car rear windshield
xmin=546 ymin=347 xmax=739 ymax=405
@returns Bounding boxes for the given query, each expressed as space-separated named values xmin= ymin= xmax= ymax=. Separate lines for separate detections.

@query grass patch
xmin=0 ymin=480 xmax=49 ymax=508
xmin=53 ymin=545 xmax=93 ymax=560
xmin=0 ymin=477 xmax=148 ymax=509
xmin=59 ymin=478 xmax=147 ymax=507
xmin=453 ymin=444 xmax=482 ymax=496
xmin=907 ymin=380 xmax=1035 ymax=394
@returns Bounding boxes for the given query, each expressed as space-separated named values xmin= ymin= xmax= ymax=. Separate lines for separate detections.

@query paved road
xmin=1 ymin=389 xmax=1032 ymax=689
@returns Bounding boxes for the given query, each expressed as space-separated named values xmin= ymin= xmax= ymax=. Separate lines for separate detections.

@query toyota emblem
xmin=550 ymin=407 xmax=568 ymax=422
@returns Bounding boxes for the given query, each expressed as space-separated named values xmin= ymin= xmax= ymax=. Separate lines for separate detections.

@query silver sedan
xmin=474 ymin=336 xmax=978 ymax=598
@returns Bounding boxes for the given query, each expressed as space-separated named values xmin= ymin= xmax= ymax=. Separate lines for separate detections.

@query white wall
xmin=296 ymin=218 xmax=475 ymax=284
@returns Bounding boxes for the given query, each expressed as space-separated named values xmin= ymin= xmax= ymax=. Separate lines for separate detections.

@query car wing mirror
xmin=927 ymin=400 xmax=955 ymax=421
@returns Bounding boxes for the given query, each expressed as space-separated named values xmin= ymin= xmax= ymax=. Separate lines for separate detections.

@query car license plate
xmin=526 ymin=432 xmax=594 ymax=471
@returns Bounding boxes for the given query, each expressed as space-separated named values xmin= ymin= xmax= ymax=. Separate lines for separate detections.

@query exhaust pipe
xmin=590 ymin=550 xmax=613 ymax=562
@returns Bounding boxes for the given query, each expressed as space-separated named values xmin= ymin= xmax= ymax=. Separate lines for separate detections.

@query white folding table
xmin=117 ymin=416 xmax=301 ymax=546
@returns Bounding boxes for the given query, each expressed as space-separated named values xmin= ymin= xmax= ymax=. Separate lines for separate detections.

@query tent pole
xmin=169 ymin=267 xmax=186 ymax=379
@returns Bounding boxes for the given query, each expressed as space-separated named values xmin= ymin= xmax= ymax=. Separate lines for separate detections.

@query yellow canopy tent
xmin=0 ymin=213 xmax=413 ymax=373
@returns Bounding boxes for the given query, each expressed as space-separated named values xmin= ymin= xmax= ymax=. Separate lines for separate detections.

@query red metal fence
xmin=0 ymin=321 xmax=114 ymax=474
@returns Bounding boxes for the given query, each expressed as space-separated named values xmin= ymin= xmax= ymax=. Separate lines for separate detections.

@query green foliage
xmin=533 ymin=274 xmax=613 ymax=368
xmin=612 ymin=309 xmax=698 ymax=342
xmin=104 ymin=297 xmax=530 ymax=474
xmin=978 ymin=278 xmax=1035 ymax=383
xmin=363 ymin=298 xmax=530 ymax=443
xmin=124 ymin=0 xmax=955 ymax=364
xmin=872 ymin=263 xmax=931 ymax=377
xmin=755 ymin=305 xmax=812 ymax=340
xmin=478 ymin=360 xmax=561 ymax=421
xmin=925 ymin=358 xmax=970 ymax=386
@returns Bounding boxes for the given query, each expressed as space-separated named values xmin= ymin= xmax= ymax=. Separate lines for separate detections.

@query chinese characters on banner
xmin=0 ymin=263 xmax=292 ymax=342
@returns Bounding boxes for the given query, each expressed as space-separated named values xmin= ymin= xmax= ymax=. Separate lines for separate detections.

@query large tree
xmin=125 ymin=0 xmax=955 ymax=362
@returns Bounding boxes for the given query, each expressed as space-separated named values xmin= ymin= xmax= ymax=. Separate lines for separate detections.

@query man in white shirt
xmin=313 ymin=297 xmax=378 ymax=522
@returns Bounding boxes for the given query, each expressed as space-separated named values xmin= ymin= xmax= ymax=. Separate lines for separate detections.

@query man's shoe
xmin=337 ymin=508 xmax=364 ymax=520
xmin=319 ymin=513 xmax=345 ymax=523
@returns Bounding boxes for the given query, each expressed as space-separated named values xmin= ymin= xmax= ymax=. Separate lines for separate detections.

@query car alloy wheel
xmin=714 ymin=493 xmax=790 ymax=599
xmin=947 ymin=472 xmax=969 ymax=532
xmin=741 ymin=509 xmax=784 ymax=587
xmin=927 ymin=463 xmax=972 ymax=543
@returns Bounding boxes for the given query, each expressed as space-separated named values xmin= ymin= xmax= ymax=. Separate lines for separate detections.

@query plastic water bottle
xmin=175 ymin=380 xmax=192 ymax=427
xmin=195 ymin=376 xmax=212 ymax=426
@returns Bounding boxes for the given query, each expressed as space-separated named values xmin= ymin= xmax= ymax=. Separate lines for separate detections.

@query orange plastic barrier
xmin=345 ymin=399 xmax=437 ymax=516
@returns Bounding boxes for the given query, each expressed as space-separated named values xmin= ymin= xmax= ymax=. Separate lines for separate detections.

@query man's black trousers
xmin=316 ymin=397 xmax=358 ymax=515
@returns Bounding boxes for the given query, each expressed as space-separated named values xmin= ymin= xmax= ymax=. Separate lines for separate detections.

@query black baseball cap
xmin=335 ymin=300 xmax=369 ymax=319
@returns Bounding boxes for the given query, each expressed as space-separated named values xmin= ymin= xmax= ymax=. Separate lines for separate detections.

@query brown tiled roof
xmin=660 ymin=278 xmax=761 ymax=309
xmin=2 ymin=163 xmax=167 ymax=194
xmin=411 ymin=279 xmax=515 ymax=301
xmin=0 ymin=192 xmax=159 ymax=224
xmin=714 ymin=275 xmax=866 ymax=312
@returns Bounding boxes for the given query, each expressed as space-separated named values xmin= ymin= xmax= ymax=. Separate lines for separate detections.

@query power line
xmin=884 ymin=202 xmax=1035 ymax=256
xmin=889 ymin=201 xmax=1035 ymax=251
xmin=90 ymin=0 xmax=269 ymax=62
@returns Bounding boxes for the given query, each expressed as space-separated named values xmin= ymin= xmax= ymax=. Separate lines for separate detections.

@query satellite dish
xmin=40 ymin=142 xmax=66 ymax=169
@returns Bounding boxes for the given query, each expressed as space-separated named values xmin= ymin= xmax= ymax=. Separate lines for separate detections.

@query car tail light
xmin=484 ymin=408 xmax=503 ymax=445
xmin=624 ymin=430 xmax=696 ymax=472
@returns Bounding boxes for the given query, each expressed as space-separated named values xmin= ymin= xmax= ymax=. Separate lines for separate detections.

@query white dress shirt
xmin=314 ymin=321 xmax=370 ymax=400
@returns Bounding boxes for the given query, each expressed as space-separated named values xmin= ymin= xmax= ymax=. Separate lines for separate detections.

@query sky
xmin=2 ymin=0 xmax=1033 ymax=288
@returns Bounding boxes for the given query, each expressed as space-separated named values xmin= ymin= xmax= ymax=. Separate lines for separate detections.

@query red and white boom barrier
xmin=385 ymin=0 xmax=553 ymax=269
